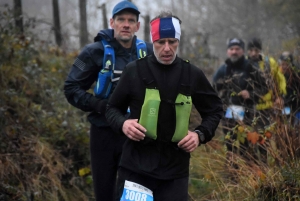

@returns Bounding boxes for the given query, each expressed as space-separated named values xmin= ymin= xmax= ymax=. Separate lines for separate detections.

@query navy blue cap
xmin=227 ymin=38 xmax=245 ymax=50
xmin=112 ymin=1 xmax=140 ymax=17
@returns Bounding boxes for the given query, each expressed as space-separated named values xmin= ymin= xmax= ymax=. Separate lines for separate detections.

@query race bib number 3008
xmin=225 ymin=105 xmax=245 ymax=121
xmin=120 ymin=180 xmax=153 ymax=201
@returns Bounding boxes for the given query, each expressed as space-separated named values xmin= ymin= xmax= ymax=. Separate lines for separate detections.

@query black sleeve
xmin=64 ymin=44 xmax=104 ymax=112
xmin=192 ymin=66 xmax=224 ymax=143
xmin=106 ymin=66 xmax=132 ymax=134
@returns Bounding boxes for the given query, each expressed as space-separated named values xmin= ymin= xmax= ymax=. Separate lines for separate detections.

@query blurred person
xmin=247 ymin=38 xmax=287 ymax=126
xmin=212 ymin=38 xmax=260 ymax=154
xmin=106 ymin=11 xmax=223 ymax=201
xmin=279 ymin=51 xmax=300 ymax=125
xmin=63 ymin=1 xmax=153 ymax=200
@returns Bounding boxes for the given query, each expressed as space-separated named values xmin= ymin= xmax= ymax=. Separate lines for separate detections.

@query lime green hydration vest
xmin=138 ymin=89 xmax=161 ymax=140
xmin=172 ymin=93 xmax=192 ymax=142
xmin=137 ymin=58 xmax=192 ymax=142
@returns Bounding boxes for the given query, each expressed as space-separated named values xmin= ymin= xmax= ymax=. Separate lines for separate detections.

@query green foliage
xmin=0 ymin=7 xmax=92 ymax=201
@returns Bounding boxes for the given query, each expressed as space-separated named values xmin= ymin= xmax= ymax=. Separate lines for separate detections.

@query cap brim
xmin=113 ymin=8 xmax=140 ymax=17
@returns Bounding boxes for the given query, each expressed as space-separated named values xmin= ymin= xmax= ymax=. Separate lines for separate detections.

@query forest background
xmin=1 ymin=0 xmax=300 ymax=200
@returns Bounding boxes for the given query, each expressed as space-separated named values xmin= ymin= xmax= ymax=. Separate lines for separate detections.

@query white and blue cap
xmin=227 ymin=38 xmax=245 ymax=50
xmin=112 ymin=1 xmax=140 ymax=18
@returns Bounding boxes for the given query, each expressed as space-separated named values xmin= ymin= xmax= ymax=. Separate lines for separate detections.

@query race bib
xmin=225 ymin=105 xmax=245 ymax=121
xmin=120 ymin=180 xmax=153 ymax=201
xmin=282 ymin=107 xmax=291 ymax=115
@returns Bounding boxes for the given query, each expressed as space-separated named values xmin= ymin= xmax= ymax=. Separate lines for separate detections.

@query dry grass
xmin=0 ymin=13 xmax=92 ymax=199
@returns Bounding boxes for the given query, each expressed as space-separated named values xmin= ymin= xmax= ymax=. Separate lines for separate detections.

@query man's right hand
xmin=238 ymin=90 xmax=250 ymax=99
xmin=122 ymin=119 xmax=146 ymax=141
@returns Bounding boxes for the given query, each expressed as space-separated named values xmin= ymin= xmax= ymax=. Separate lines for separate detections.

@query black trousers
xmin=90 ymin=125 xmax=126 ymax=201
xmin=115 ymin=167 xmax=189 ymax=201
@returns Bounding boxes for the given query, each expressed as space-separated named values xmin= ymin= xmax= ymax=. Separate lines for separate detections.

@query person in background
xmin=278 ymin=51 xmax=300 ymax=125
xmin=106 ymin=11 xmax=223 ymax=201
xmin=212 ymin=38 xmax=258 ymax=154
xmin=63 ymin=1 xmax=153 ymax=200
xmin=247 ymin=37 xmax=287 ymax=126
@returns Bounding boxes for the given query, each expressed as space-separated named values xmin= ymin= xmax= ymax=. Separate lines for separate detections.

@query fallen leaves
xmin=265 ymin=131 xmax=272 ymax=139
xmin=247 ymin=131 xmax=260 ymax=144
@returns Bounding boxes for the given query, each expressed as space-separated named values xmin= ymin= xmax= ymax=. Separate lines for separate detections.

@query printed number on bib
xmin=225 ymin=105 xmax=245 ymax=121
xmin=120 ymin=180 xmax=153 ymax=201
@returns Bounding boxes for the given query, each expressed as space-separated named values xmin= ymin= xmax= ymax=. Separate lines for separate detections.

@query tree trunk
xmin=52 ymin=0 xmax=62 ymax=46
xmin=98 ymin=3 xmax=108 ymax=29
xmin=143 ymin=15 xmax=150 ymax=42
xmin=13 ymin=0 xmax=23 ymax=33
xmin=79 ymin=0 xmax=88 ymax=48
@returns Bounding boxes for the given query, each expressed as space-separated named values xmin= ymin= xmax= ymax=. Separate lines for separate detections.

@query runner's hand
xmin=122 ymin=119 xmax=146 ymax=141
xmin=178 ymin=131 xmax=199 ymax=153
xmin=238 ymin=90 xmax=250 ymax=99
xmin=274 ymin=97 xmax=284 ymax=109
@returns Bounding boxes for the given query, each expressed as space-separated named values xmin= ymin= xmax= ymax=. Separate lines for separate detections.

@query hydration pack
xmin=94 ymin=39 xmax=148 ymax=99
xmin=137 ymin=58 xmax=192 ymax=142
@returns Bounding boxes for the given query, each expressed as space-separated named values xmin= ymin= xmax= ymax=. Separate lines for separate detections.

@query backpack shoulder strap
xmin=178 ymin=59 xmax=191 ymax=96
xmin=264 ymin=56 xmax=269 ymax=63
xmin=93 ymin=40 xmax=115 ymax=99
xmin=101 ymin=39 xmax=115 ymax=72
xmin=137 ymin=57 xmax=192 ymax=95
xmin=136 ymin=58 xmax=157 ymax=89
xmin=136 ymin=39 xmax=148 ymax=59
xmin=264 ymin=55 xmax=271 ymax=73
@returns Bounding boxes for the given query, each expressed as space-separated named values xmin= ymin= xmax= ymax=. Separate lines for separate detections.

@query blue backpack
xmin=94 ymin=39 xmax=147 ymax=99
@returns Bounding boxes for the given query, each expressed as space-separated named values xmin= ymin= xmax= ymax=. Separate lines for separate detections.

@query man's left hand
xmin=177 ymin=131 xmax=200 ymax=153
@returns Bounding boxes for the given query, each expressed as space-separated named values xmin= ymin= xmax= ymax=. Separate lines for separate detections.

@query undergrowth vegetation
xmin=188 ymin=74 xmax=300 ymax=200
xmin=0 ymin=7 xmax=92 ymax=201
xmin=1 ymin=6 xmax=300 ymax=201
